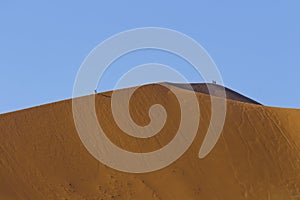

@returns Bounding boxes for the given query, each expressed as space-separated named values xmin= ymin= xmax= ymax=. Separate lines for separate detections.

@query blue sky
xmin=0 ymin=0 xmax=299 ymax=113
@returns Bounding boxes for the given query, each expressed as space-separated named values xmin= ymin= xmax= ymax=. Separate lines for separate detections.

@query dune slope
xmin=0 ymin=83 xmax=299 ymax=200
xmin=169 ymin=82 xmax=262 ymax=105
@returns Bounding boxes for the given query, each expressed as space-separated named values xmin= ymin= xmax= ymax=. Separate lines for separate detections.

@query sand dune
xmin=0 ymin=83 xmax=299 ymax=199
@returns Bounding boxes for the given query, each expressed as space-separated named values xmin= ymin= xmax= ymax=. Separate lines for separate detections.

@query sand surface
xmin=0 ymin=83 xmax=299 ymax=199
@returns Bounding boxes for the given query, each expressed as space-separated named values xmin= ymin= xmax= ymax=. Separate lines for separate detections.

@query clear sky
xmin=1 ymin=0 xmax=300 ymax=114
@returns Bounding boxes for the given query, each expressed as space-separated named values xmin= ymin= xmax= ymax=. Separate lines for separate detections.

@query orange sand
xmin=0 ymin=83 xmax=299 ymax=199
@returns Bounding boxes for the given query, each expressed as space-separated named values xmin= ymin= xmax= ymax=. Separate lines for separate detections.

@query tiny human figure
xmin=94 ymin=90 xmax=97 ymax=94
xmin=212 ymin=80 xmax=217 ymax=84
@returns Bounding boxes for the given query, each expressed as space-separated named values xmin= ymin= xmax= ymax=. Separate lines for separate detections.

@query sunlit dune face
xmin=0 ymin=83 xmax=299 ymax=199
